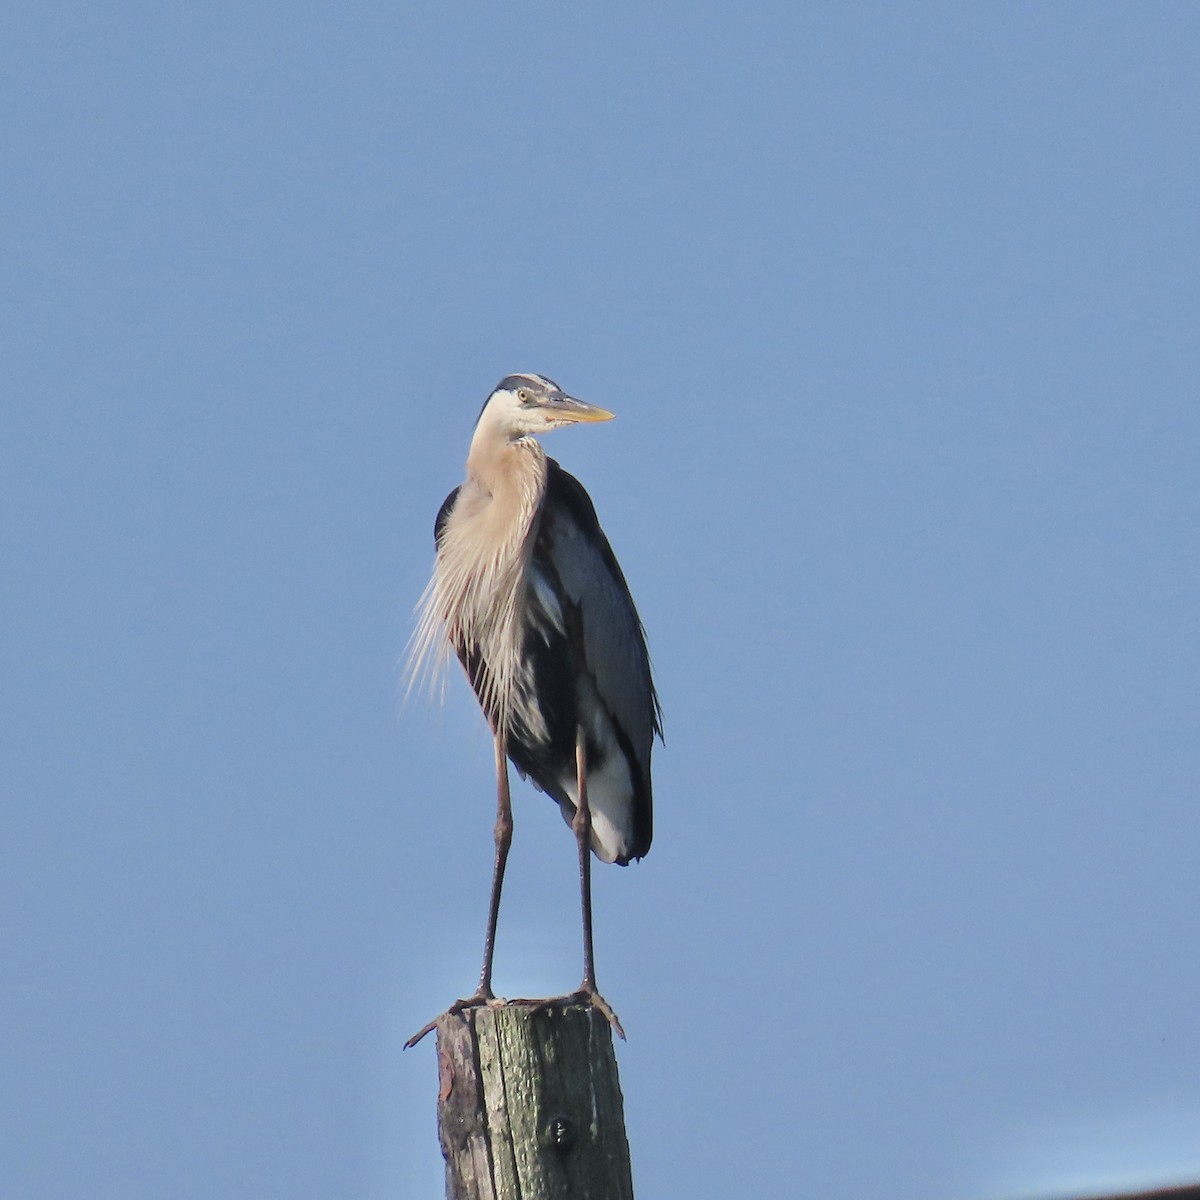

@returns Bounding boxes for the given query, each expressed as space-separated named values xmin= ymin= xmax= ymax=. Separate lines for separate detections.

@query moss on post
xmin=434 ymin=1000 xmax=635 ymax=1200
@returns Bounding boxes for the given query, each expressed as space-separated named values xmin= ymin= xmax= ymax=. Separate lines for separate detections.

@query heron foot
xmin=403 ymin=990 xmax=505 ymax=1049
xmin=528 ymin=983 xmax=626 ymax=1040
xmin=574 ymin=983 xmax=626 ymax=1040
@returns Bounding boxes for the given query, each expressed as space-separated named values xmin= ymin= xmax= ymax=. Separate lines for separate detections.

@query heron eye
xmin=517 ymin=389 xmax=532 ymax=404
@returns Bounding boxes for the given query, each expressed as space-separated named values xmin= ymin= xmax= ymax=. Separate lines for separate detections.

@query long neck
xmin=444 ymin=420 xmax=548 ymax=737
xmin=466 ymin=414 xmax=547 ymax=507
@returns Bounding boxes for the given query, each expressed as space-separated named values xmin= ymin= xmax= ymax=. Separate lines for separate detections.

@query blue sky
xmin=3 ymin=4 xmax=1199 ymax=1198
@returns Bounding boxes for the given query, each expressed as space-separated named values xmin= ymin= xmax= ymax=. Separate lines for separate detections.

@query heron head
xmin=478 ymin=374 xmax=614 ymax=438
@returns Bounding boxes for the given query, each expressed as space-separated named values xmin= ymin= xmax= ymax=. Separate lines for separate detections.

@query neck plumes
xmin=409 ymin=424 xmax=548 ymax=738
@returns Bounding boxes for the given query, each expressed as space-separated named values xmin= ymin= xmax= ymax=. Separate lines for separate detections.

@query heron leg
xmin=573 ymin=730 xmax=599 ymax=990
xmin=453 ymin=729 xmax=511 ymax=1003
xmin=474 ymin=729 xmax=513 ymax=999
xmin=404 ymin=732 xmax=512 ymax=1050
xmin=571 ymin=728 xmax=625 ymax=1040
xmin=405 ymin=724 xmax=513 ymax=1046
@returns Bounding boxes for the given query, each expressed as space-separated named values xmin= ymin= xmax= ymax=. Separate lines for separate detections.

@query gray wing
xmin=535 ymin=460 xmax=662 ymax=775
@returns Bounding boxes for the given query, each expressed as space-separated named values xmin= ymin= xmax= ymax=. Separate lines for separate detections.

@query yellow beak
xmin=556 ymin=396 xmax=615 ymax=423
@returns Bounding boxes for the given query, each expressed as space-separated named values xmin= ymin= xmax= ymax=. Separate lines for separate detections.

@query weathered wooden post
xmin=431 ymin=1000 xmax=635 ymax=1200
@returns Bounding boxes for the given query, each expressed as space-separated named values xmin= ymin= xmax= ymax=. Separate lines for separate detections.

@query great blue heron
xmin=407 ymin=373 xmax=661 ymax=1042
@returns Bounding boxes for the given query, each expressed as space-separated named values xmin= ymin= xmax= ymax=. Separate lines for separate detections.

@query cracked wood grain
xmin=433 ymin=1001 xmax=634 ymax=1200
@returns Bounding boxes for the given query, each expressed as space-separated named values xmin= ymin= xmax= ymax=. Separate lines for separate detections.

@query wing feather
xmin=537 ymin=461 xmax=662 ymax=778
